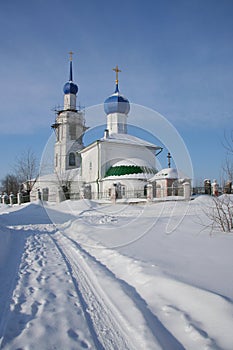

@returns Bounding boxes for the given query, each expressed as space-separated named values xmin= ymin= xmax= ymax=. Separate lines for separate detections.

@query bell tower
xmin=52 ymin=53 xmax=86 ymax=176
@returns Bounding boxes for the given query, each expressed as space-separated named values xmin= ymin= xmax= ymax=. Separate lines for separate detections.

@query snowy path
xmin=0 ymin=224 xmax=173 ymax=350
xmin=0 ymin=226 xmax=95 ymax=349
xmin=0 ymin=200 xmax=233 ymax=350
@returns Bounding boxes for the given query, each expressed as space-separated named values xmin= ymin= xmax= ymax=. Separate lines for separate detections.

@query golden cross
xmin=113 ymin=65 xmax=121 ymax=84
xmin=69 ymin=51 xmax=74 ymax=61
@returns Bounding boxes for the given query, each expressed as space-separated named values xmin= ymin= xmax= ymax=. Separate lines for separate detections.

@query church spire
xmin=63 ymin=52 xmax=78 ymax=110
xmin=69 ymin=51 xmax=74 ymax=81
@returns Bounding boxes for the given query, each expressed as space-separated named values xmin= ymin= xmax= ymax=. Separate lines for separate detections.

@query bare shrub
xmin=204 ymin=195 xmax=233 ymax=233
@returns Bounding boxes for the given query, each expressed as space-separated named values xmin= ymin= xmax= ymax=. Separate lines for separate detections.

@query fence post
xmin=111 ymin=185 xmax=117 ymax=204
xmin=9 ymin=192 xmax=14 ymax=206
xmin=2 ymin=193 xmax=8 ymax=204
xmin=183 ymin=182 xmax=191 ymax=200
xmin=17 ymin=192 xmax=22 ymax=205
xmin=57 ymin=188 xmax=65 ymax=203
xmin=80 ymin=186 xmax=85 ymax=199
xmin=147 ymin=183 xmax=153 ymax=202
xmin=212 ymin=180 xmax=219 ymax=196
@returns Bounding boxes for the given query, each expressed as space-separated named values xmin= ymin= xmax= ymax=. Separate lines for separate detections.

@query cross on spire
xmin=113 ymin=65 xmax=121 ymax=84
xmin=69 ymin=51 xmax=74 ymax=61
xmin=167 ymin=152 xmax=172 ymax=168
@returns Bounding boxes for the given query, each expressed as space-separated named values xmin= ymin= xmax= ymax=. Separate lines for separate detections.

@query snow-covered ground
xmin=0 ymin=197 xmax=232 ymax=349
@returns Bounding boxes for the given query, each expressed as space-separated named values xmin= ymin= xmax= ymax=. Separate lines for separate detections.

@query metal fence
xmin=192 ymin=187 xmax=224 ymax=195
xmin=68 ymin=186 xmax=185 ymax=201
xmin=0 ymin=193 xmax=30 ymax=205
xmin=64 ymin=186 xmax=229 ymax=201
xmin=2 ymin=185 xmax=230 ymax=205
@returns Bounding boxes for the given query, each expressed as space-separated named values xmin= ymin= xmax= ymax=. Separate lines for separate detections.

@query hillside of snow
xmin=0 ymin=197 xmax=232 ymax=350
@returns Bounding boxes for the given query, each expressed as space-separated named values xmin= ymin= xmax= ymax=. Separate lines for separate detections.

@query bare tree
xmin=223 ymin=130 xmax=233 ymax=155
xmin=220 ymin=131 xmax=233 ymax=190
xmin=203 ymin=195 xmax=233 ymax=233
xmin=222 ymin=157 xmax=233 ymax=183
xmin=1 ymin=174 xmax=20 ymax=195
xmin=14 ymin=149 xmax=38 ymax=194
xmin=199 ymin=131 xmax=233 ymax=233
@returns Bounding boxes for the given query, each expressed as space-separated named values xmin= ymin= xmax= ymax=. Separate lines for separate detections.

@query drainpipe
xmin=104 ymin=129 xmax=109 ymax=139
xmin=156 ymin=147 xmax=163 ymax=156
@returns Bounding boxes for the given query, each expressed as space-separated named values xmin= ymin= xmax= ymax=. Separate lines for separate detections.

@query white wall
xmin=100 ymin=141 xmax=156 ymax=178
xmin=81 ymin=139 xmax=157 ymax=197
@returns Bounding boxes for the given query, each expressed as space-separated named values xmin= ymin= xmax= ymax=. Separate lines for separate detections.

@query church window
xmin=89 ymin=162 xmax=92 ymax=171
xmin=55 ymin=154 xmax=58 ymax=167
xmin=69 ymin=152 xmax=76 ymax=166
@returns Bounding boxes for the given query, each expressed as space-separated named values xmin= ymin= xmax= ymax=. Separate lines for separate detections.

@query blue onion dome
xmin=63 ymin=81 xmax=78 ymax=95
xmin=104 ymin=83 xmax=130 ymax=115
xmin=63 ymin=59 xmax=78 ymax=95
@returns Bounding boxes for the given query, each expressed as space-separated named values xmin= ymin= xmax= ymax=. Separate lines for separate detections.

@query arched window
xmin=69 ymin=152 xmax=75 ymax=166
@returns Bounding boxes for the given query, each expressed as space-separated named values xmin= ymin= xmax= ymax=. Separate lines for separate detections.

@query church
xmin=31 ymin=54 xmax=190 ymax=202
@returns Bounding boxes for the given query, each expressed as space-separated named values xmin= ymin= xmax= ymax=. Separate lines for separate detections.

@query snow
xmin=150 ymin=167 xmax=179 ymax=180
xmin=101 ymin=132 xmax=160 ymax=149
xmin=110 ymin=157 xmax=154 ymax=168
xmin=0 ymin=197 xmax=233 ymax=349
xmin=149 ymin=167 xmax=189 ymax=181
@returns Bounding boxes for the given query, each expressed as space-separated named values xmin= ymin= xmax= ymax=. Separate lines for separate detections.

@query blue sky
xmin=0 ymin=0 xmax=233 ymax=184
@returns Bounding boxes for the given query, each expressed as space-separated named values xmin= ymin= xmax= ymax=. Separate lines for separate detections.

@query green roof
xmin=105 ymin=165 xmax=156 ymax=177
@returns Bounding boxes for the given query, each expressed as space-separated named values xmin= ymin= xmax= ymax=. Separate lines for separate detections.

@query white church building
xmin=31 ymin=55 xmax=190 ymax=202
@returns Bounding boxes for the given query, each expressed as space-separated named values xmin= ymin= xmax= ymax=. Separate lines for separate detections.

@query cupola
xmin=104 ymin=65 xmax=130 ymax=115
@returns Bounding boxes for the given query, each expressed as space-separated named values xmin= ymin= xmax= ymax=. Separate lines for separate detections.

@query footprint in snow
xmin=67 ymin=329 xmax=90 ymax=349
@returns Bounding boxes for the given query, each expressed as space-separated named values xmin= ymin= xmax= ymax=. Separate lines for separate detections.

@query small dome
xmin=63 ymin=81 xmax=78 ymax=95
xmin=152 ymin=168 xmax=178 ymax=180
xmin=104 ymin=158 xmax=156 ymax=178
xmin=104 ymin=84 xmax=130 ymax=115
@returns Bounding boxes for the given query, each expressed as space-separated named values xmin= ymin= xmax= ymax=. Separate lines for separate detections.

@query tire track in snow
xmin=52 ymin=230 xmax=185 ymax=350
xmin=49 ymin=233 xmax=108 ymax=350
xmin=50 ymin=231 xmax=138 ymax=350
